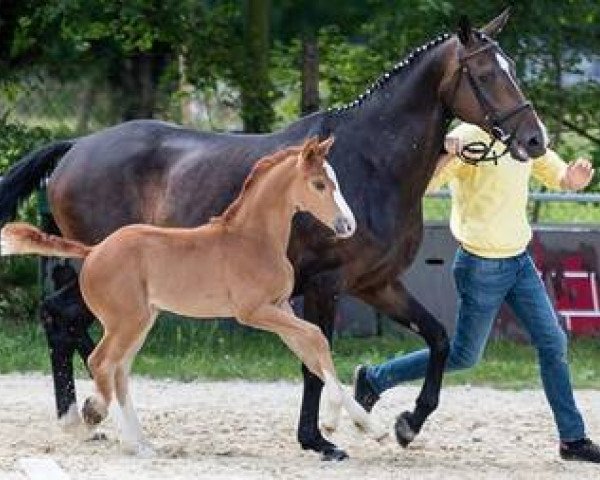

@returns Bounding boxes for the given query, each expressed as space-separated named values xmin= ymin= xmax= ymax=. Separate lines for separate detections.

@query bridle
xmin=446 ymin=36 xmax=533 ymax=165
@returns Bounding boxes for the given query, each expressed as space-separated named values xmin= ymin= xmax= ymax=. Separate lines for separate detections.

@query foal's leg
xmin=243 ymin=304 xmax=386 ymax=441
xmin=83 ymin=309 xmax=153 ymax=427
xmin=112 ymin=310 xmax=157 ymax=455
xmin=82 ymin=332 xmax=119 ymax=427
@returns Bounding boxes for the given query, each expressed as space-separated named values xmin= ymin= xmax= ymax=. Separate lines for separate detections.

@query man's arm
xmin=560 ymin=158 xmax=595 ymax=191
xmin=532 ymin=150 xmax=594 ymax=192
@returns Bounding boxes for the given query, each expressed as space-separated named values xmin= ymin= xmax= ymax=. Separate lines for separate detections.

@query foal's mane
xmin=213 ymin=145 xmax=303 ymax=224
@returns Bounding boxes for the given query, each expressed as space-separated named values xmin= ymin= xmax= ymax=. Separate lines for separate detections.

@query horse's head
xmin=440 ymin=9 xmax=547 ymax=161
xmin=294 ymin=136 xmax=356 ymax=239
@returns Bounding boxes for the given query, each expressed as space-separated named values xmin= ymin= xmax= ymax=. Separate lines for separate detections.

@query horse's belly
xmin=149 ymin=281 xmax=232 ymax=319
xmin=153 ymin=293 xmax=233 ymax=319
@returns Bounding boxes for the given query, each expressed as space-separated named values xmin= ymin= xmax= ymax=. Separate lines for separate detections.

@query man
xmin=354 ymin=122 xmax=600 ymax=463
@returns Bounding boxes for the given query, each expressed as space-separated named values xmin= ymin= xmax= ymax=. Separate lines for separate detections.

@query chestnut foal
xmin=1 ymin=137 xmax=386 ymax=455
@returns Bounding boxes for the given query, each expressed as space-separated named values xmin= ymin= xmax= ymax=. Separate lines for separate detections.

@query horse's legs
xmin=243 ymin=304 xmax=386 ymax=441
xmin=358 ymin=280 xmax=450 ymax=447
xmin=40 ymin=292 xmax=82 ymax=428
xmin=40 ymin=273 xmax=97 ymax=428
xmin=82 ymin=333 xmax=117 ymax=426
xmin=112 ymin=311 xmax=156 ymax=455
xmin=296 ymin=273 xmax=345 ymax=460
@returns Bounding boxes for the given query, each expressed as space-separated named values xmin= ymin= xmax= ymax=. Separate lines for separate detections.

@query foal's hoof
xmin=86 ymin=431 xmax=108 ymax=442
xmin=122 ymin=440 xmax=156 ymax=458
xmin=394 ymin=411 xmax=417 ymax=448
xmin=82 ymin=397 xmax=107 ymax=426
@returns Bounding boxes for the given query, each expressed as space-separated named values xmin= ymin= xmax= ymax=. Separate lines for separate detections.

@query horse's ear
xmin=457 ymin=15 xmax=473 ymax=45
xmin=317 ymin=136 xmax=335 ymax=157
xmin=481 ymin=8 xmax=511 ymax=38
xmin=299 ymin=136 xmax=322 ymax=172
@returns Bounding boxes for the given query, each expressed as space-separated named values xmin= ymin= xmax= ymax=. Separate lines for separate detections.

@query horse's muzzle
xmin=334 ymin=215 xmax=356 ymax=239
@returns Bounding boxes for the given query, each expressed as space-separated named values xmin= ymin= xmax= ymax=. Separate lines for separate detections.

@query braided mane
xmin=329 ymin=33 xmax=452 ymax=113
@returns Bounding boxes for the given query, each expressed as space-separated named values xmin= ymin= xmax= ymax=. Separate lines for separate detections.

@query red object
xmin=531 ymin=236 xmax=600 ymax=336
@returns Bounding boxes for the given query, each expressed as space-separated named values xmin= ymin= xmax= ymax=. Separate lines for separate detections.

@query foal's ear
xmin=299 ymin=136 xmax=323 ymax=172
xmin=457 ymin=15 xmax=473 ymax=45
xmin=317 ymin=136 xmax=335 ymax=157
xmin=481 ymin=8 xmax=511 ymax=38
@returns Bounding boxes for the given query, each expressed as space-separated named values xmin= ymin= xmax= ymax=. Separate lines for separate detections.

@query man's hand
xmin=434 ymin=136 xmax=463 ymax=174
xmin=561 ymin=158 xmax=595 ymax=191
xmin=444 ymin=136 xmax=463 ymax=156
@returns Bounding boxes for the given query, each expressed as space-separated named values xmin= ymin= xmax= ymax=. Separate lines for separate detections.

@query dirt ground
xmin=0 ymin=374 xmax=598 ymax=479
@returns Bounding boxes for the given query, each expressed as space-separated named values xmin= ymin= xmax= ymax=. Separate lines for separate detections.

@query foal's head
xmin=440 ymin=9 xmax=547 ymax=161
xmin=292 ymin=137 xmax=356 ymax=239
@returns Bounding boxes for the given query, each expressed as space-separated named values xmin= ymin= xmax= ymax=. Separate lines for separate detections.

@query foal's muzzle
xmin=333 ymin=215 xmax=356 ymax=239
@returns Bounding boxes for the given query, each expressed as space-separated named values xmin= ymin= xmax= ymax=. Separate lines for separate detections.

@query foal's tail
xmin=0 ymin=222 xmax=91 ymax=258
xmin=0 ymin=140 xmax=75 ymax=227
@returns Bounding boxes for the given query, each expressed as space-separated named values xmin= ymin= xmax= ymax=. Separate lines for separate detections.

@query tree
xmin=241 ymin=0 xmax=274 ymax=132
xmin=8 ymin=0 xmax=207 ymax=121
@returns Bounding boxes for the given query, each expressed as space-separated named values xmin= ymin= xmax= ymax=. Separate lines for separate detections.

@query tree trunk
xmin=76 ymin=81 xmax=95 ymax=133
xmin=114 ymin=49 xmax=169 ymax=121
xmin=241 ymin=0 xmax=273 ymax=133
xmin=301 ymin=30 xmax=319 ymax=115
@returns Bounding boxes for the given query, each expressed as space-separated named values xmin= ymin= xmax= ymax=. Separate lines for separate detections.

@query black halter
xmin=448 ymin=38 xmax=533 ymax=165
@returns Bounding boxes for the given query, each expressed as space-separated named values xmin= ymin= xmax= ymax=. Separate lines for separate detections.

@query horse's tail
xmin=0 ymin=222 xmax=91 ymax=258
xmin=0 ymin=140 xmax=75 ymax=227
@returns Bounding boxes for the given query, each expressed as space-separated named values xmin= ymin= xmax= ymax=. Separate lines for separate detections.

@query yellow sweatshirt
xmin=428 ymin=123 xmax=567 ymax=258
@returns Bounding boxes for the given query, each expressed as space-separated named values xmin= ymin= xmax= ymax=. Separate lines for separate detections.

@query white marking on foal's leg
xmin=320 ymin=371 xmax=343 ymax=434
xmin=341 ymin=392 xmax=388 ymax=441
xmin=114 ymin=352 xmax=154 ymax=457
xmin=114 ymin=395 xmax=154 ymax=457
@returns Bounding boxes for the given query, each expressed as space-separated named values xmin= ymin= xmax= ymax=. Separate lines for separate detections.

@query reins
xmin=447 ymin=37 xmax=533 ymax=166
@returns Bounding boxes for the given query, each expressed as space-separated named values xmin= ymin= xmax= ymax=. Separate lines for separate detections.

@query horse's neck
xmin=328 ymin=40 xmax=453 ymax=186
xmin=225 ymin=161 xmax=296 ymax=250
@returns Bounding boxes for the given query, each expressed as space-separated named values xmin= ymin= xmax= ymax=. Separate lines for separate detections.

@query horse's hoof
xmin=82 ymin=396 xmax=107 ymax=426
xmin=123 ymin=441 xmax=156 ymax=458
xmin=300 ymin=436 xmax=349 ymax=461
xmin=86 ymin=431 xmax=108 ymax=442
xmin=320 ymin=447 xmax=349 ymax=462
xmin=395 ymin=411 xmax=417 ymax=448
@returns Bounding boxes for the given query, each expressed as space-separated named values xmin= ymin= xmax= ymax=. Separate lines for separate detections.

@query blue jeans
xmin=367 ymin=247 xmax=586 ymax=441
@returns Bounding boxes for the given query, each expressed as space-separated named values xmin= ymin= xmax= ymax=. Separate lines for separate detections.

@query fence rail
xmin=424 ymin=190 xmax=600 ymax=224
xmin=428 ymin=190 xmax=600 ymax=203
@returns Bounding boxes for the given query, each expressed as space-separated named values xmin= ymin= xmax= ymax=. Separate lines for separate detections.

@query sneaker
xmin=353 ymin=365 xmax=380 ymax=412
xmin=560 ymin=438 xmax=600 ymax=463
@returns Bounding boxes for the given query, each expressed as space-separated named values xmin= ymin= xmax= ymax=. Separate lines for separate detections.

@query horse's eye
xmin=312 ymin=180 xmax=326 ymax=191
xmin=478 ymin=73 xmax=489 ymax=83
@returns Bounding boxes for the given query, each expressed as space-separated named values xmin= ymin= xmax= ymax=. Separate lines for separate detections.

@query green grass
xmin=1 ymin=317 xmax=599 ymax=389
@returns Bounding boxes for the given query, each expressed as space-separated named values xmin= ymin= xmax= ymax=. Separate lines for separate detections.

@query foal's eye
xmin=312 ymin=180 xmax=326 ymax=191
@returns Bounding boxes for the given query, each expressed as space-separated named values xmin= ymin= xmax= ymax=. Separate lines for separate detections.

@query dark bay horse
xmin=0 ymin=11 xmax=547 ymax=460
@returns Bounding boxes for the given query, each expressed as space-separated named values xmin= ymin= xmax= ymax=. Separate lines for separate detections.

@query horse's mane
xmin=213 ymin=145 xmax=303 ymax=224
xmin=329 ymin=32 xmax=452 ymax=114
